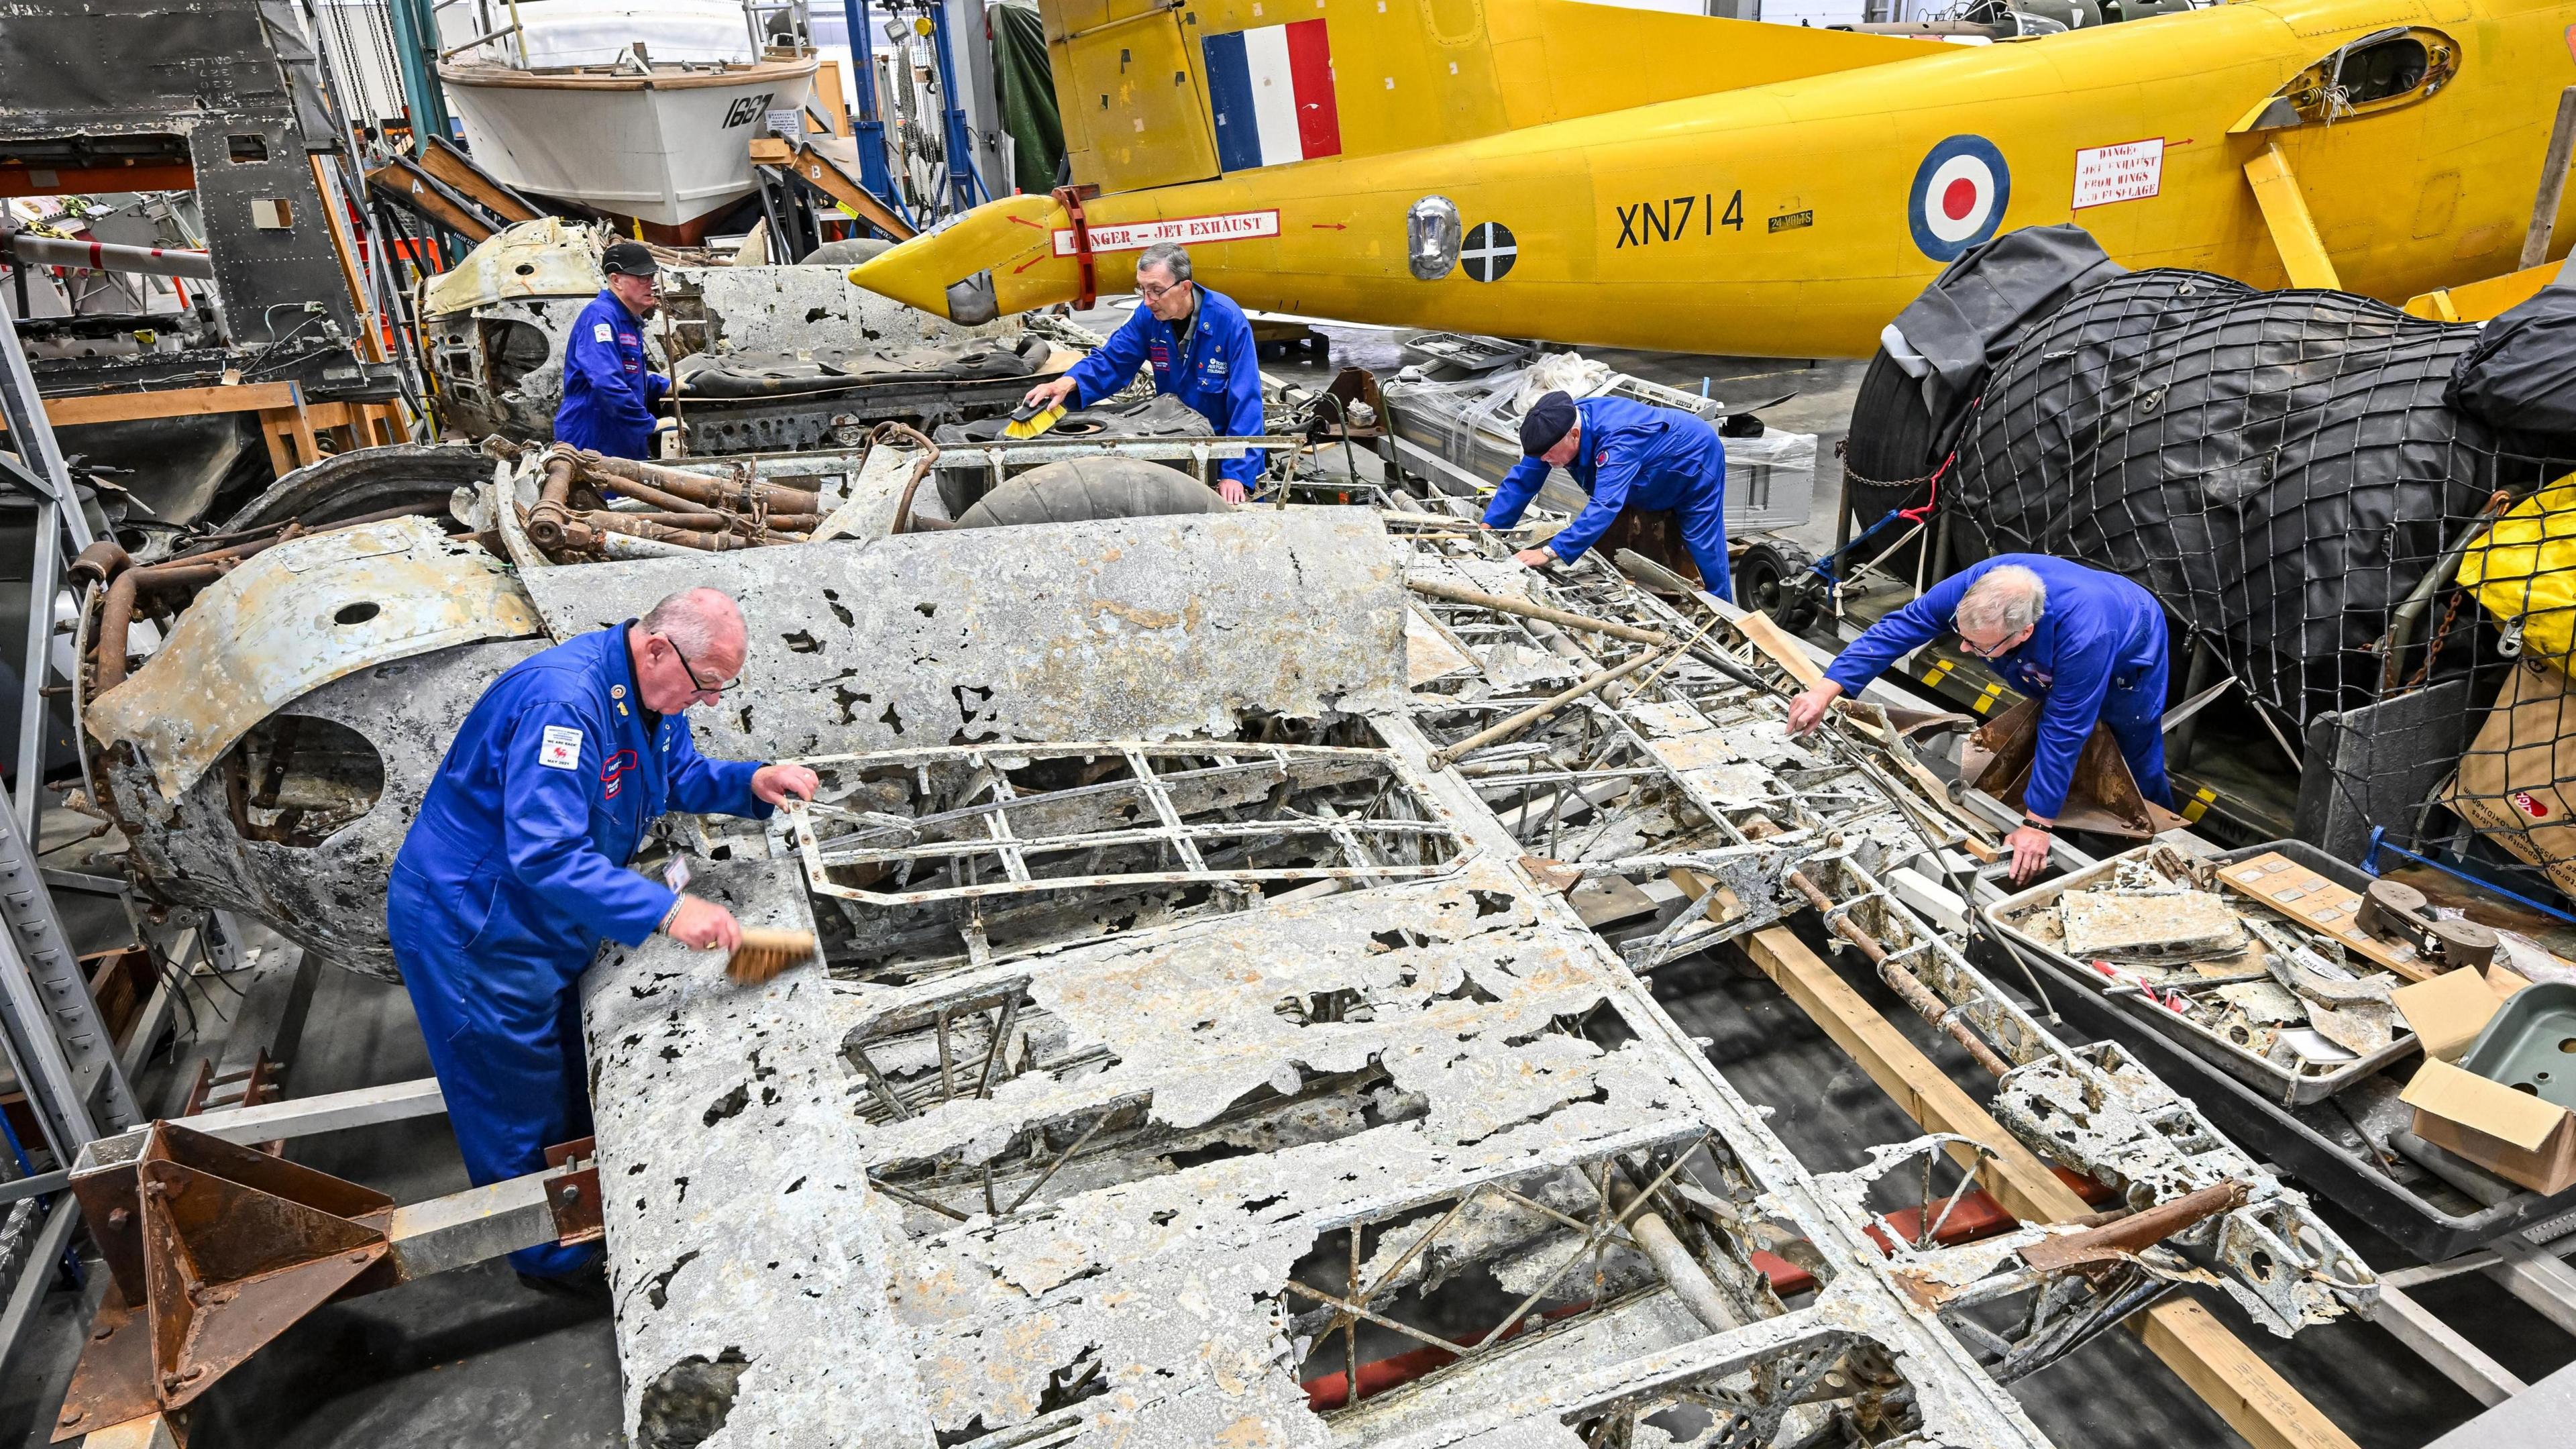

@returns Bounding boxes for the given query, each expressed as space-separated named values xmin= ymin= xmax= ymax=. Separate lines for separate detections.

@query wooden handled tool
xmin=727 ymin=928 xmax=817 ymax=985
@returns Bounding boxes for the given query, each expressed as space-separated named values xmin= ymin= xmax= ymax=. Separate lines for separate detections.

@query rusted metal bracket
xmin=544 ymin=1136 xmax=602 ymax=1245
xmin=54 ymin=1123 xmax=610 ymax=1441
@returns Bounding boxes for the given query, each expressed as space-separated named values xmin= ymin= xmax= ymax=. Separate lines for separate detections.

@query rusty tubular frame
xmin=1783 ymin=866 xmax=2012 ymax=1079
xmin=526 ymin=450 xmax=580 ymax=551
xmin=1424 ymin=649 xmax=1671 ymax=772
xmin=563 ymin=447 xmax=823 ymax=516
xmin=872 ymin=421 xmax=943 ymax=535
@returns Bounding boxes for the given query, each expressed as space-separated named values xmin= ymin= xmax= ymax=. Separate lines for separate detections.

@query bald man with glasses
xmin=388 ymin=586 xmax=817 ymax=1286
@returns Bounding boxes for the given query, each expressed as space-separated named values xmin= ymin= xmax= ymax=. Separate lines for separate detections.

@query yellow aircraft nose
xmin=846 ymin=194 xmax=1081 ymax=324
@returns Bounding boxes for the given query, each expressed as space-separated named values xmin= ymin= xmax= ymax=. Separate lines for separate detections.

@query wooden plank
xmin=1735 ymin=610 xmax=1827 ymax=690
xmin=753 ymin=138 xmax=917 ymax=241
xmin=2214 ymin=851 xmax=2434 ymax=981
xmin=0 ymin=381 xmax=301 ymax=431
xmin=1739 ymin=924 xmax=2079 ymax=1218
xmin=1737 ymin=924 xmax=2357 ymax=1449
xmin=309 ymin=156 xmax=387 ymax=364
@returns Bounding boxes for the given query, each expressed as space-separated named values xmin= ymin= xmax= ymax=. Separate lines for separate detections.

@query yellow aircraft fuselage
xmin=854 ymin=0 xmax=2576 ymax=358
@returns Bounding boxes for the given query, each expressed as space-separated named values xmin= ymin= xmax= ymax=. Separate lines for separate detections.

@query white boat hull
xmin=442 ymin=59 xmax=815 ymax=227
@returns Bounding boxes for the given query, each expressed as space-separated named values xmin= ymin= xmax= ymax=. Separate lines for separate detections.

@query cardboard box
xmin=2392 ymin=964 xmax=2532 ymax=1062
xmin=2401 ymin=1056 xmax=2576 ymax=1194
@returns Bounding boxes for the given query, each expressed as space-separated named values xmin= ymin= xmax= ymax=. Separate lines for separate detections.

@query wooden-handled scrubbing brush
xmin=727 ymin=928 xmax=817 ymax=985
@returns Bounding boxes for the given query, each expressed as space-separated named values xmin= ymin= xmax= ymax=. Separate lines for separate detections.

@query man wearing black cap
xmin=1484 ymin=391 xmax=1734 ymax=600
xmin=554 ymin=239 xmax=671 ymax=460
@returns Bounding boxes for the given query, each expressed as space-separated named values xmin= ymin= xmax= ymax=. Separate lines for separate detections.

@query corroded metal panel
xmin=86 ymin=517 xmax=543 ymax=800
xmin=579 ymin=722 xmax=2058 ymax=1449
xmin=102 ymin=639 xmax=541 ymax=982
xmin=517 ymin=511 xmax=1409 ymax=763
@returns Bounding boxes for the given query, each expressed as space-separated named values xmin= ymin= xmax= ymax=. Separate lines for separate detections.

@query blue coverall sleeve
xmin=1063 ymin=309 xmax=1153 ymax=405
xmin=646 ymin=372 xmax=670 ymax=405
xmin=1822 ymin=567 xmax=1978 ymax=696
xmin=2021 ymin=635 xmax=2114 ymax=820
xmin=564 ymin=320 xmax=656 ymax=441
xmin=1483 ymin=458 xmax=1549 ymax=530
xmin=665 ymin=724 xmax=771 ymax=819
xmin=500 ymin=702 xmax=676 ymax=947
xmin=1212 ymin=313 xmax=1268 ymax=488
xmin=1547 ymin=439 xmax=1642 ymax=564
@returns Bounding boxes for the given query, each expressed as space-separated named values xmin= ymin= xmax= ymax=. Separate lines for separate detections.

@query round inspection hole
xmin=2248 ymin=1250 xmax=2273 ymax=1279
xmin=515 ymin=262 xmax=537 ymax=276
xmin=333 ymin=601 xmax=381 ymax=626
xmin=2560 ymin=1037 xmax=2576 ymax=1053
xmin=2514 ymin=1082 xmax=2542 ymax=1095
xmin=2543 ymin=1072 xmax=2555 ymax=1083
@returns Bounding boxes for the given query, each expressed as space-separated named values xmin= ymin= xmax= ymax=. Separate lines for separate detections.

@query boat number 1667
xmin=722 ymin=93 xmax=776 ymax=128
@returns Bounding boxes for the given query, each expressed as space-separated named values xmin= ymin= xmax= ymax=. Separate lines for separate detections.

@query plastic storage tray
xmin=2461 ymin=981 xmax=2576 ymax=1110
xmin=1986 ymin=844 xmax=2418 ymax=1106
xmin=1976 ymin=839 xmax=2576 ymax=1262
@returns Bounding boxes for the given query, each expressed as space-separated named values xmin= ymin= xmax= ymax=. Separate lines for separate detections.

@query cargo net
xmin=1940 ymin=268 xmax=2576 ymax=901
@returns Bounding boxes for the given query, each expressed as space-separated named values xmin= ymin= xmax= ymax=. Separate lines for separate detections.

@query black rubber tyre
xmin=800 ymin=237 xmax=895 ymax=267
xmin=953 ymin=455 xmax=1231 ymax=528
xmin=1842 ymin=348 xmax=1943 ymax=574
xmin=1734 ymin=541 xmax=1823 ymax=633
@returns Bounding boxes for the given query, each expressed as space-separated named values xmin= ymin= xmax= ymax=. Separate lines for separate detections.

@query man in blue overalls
xmin=1786 ymin=555 xmax=2171 ymax=881
xmin=388 ymin=586 xmax=817 ymax=1283
xmin=1483 ymin=390 xmax=1735 ymax=601
xmin=1020 ymin=241 xmax=1267 ymax=502
xmin=554 ymin=239 xmax=670 ymax=459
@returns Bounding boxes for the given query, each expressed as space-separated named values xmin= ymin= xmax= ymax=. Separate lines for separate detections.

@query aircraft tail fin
xmin=1042 ymin=0 xmax=1933 ymax=197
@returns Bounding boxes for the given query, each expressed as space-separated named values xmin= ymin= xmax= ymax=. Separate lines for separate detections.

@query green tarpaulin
xmin=991 ymin=1 xmax=1064 ymax=196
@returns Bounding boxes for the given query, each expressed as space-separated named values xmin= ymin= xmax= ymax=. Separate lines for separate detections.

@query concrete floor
xmin=1 ymin=321 xmax=2553 ymax=1448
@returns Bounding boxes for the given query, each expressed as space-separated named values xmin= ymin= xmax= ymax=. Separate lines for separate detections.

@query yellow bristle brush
xmin=1002 ymin=398 xmax=1066 ymax=439
xmin=727 ymin=928 xmax=818 ymax=985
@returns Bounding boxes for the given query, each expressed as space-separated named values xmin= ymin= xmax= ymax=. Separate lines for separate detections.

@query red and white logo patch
xmin=1909 ymin=136 xmax=2012 ymax=262
xmin=2512 ymin=790 xmax=2552 ymax=820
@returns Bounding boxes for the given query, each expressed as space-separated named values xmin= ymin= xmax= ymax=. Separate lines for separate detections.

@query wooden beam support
xmin=0 ymin=381 xmax=299 ymax=430
xmin=749 ymin=137 xmax=917 ymax=241
xmin=1735 ymin=923 xmax=2359 ymax=1449
xmin=0 ymin=163 xmax=194 ymax=199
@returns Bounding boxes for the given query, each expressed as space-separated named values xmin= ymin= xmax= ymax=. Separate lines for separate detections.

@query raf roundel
xmin=1908 ymin=136 xmax=2011 ymax=262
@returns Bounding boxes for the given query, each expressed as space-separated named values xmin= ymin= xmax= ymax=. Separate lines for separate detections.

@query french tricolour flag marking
xmin=1203 ymin=19 xmax=1340 ymax=173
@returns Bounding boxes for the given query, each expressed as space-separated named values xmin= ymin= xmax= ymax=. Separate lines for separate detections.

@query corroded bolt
xmin=559 ymin=1183 xmax=582 ymax=1204
xmin=59 ymin=1405 xmax=84 ymax=1425
xmin=106 ymin=1208 xmax=129 ymax=1230
xmin=347 ymin=1251 xmax=371 ymax=1265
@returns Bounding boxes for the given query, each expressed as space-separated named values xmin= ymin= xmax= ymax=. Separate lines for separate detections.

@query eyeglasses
xmin=1137 ymin=279 xmax=1185 ymax=302
xmin=663 ymin=635 xmax=740 ymax=696
xmin=1957 ymin=627 xmax=2025 ymax=660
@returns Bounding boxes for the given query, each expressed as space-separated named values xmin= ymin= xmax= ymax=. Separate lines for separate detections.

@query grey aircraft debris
xmin=66 ymin=431 xmax=2376 ymax=1446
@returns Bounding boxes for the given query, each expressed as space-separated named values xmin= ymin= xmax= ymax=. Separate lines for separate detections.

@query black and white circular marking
xmin=1462 ymin=222 xmax=1517 ymax=282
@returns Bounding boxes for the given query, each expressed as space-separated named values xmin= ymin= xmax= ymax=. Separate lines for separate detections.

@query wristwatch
xmin=2022 ymin=817 xmax=2055 ymax=835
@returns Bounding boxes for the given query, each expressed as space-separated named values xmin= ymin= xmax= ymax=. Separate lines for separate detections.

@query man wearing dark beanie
xmin=1485 ymin=389 xmax=1735 ymax=600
